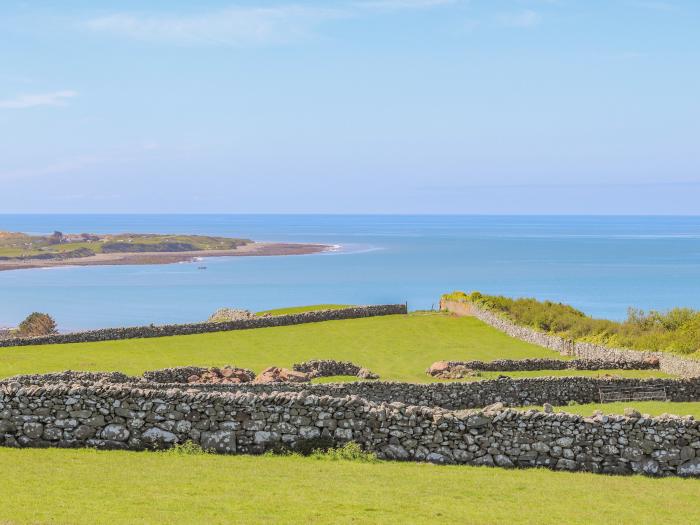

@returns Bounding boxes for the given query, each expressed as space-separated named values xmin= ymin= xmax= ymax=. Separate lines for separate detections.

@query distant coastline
xmin=0 ymin=242 xmax=330 ymax=272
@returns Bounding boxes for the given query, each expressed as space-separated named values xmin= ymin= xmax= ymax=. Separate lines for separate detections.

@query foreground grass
xmin=256 ymin=304 xmax=353 ymax=316
xmin=523 ymin=401 xmax=700 ymax=419
xmin=0 ymin=448 xmax=697 ymax=525
xmin=0 ymin=314 xmax=570 ymax=382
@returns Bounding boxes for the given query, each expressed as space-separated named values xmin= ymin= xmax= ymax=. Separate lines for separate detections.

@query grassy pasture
xmin=0 ymin=448 xmax=698 ymax=525
xmin=521 ymin=401 xmax=700 ymax=419
xmin=256 ymin=304 xmax=353 ymax=316
xmin=0 ymin=313 xmax=672 ymax=382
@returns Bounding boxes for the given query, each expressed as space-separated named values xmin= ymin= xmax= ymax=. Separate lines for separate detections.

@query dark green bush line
xmin=443 ymin=291 xmax=700 ymax=356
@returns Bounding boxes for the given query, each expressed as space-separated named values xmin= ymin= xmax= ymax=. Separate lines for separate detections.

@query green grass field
xmin=256 ymin=304 xmax=353 ymax=316
xmin=0 ymin=448 xmax=697 ymax=525
xmin=0 ymin=313 xmax=677 ymax=382
xmin=1 ymin=309 xmax=699 ymax=524
xmin=521 ymin=401 xmax=700 ymax=419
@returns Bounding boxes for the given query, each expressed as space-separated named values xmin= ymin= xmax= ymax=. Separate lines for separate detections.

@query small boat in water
xmin=197 ymin=266 xmax=207 ymax=270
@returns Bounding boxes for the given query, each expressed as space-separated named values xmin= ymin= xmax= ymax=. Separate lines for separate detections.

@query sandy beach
xmin=0 ymin=242 xmax=330 ymax=272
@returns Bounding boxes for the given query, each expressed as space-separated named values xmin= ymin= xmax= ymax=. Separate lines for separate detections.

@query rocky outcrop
xmin=186 ymin=366 xmax=256 ymax=384
xmin=252 ymin=367 xmax=310 ymax=383
xmin=1 ymin=380 xmax=698 ymax=477
xmin=427 ymin=362 xmax=481 ymax=379
xmin=0 ymin=304 xmax=408 ymax=348
xmin=207 ymin=308 xmax=258 ymax=323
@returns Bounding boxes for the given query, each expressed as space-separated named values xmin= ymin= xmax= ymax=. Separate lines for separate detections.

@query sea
xmin=1 ymin=215 xmax=700 ymax=331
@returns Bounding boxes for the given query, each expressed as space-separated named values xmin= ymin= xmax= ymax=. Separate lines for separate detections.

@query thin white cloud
xmin=85 ymin=6 xmax=345 ymax=46
xmin=357 ymin=0 xmax=457 ymax=10
xmin=497 ymin=10 xmax=541 ymax=28
xmin=0 ymin=90 xmax=78 ymax=109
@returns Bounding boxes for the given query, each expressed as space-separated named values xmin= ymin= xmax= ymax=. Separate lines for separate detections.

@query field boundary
xmin=440 ymin=299 xmax=700 ymax=378
xmin=1 ymin=379 xmax=698 ymax=477
xmin=0 ymin=304 xmax=407 ymax=347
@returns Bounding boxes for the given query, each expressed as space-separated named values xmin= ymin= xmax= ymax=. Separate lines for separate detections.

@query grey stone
xmin=141 ymin=427 xmax=178 ymax=445
xmin=23 ymin=422 xmax=43 ymax=439
xmin=201 ymin=430 xmax=236 ymax=453
xmin=101 ymin=424 xmax=130 ymax=442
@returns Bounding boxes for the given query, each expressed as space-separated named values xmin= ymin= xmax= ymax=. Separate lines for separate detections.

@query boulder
xmin=253 ymin=367 xmax=310 ymax=384
xmin=357 ymin=368 xmax=379 ymax=380
xmin=427 ymin=361 xmax=450 ymax=376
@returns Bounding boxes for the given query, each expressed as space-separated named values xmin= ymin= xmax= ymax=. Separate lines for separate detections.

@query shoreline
xmin=0 ymin=242 xmax=331 ymax=272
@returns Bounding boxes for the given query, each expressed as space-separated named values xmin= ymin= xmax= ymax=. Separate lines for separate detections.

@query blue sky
xmin=1 ymin=0 xmax=698 ymax=214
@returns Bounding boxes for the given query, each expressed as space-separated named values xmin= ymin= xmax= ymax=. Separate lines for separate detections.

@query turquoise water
xmin=1 ymin=215 xmax=700 ymax=330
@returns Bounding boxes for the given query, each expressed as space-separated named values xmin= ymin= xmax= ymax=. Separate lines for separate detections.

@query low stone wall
xmin=444 ymin=358 xmax=659 ymax=372
xmin=293 ymin=360 xmax=363 ymax=377
xmin=440 ymin=299 xmax=700 ymax=378
xmin=0 ymin=304 xmax=407 ymax=348
xmin=1 ymin=381 xmax=698 ymax=476
xmin=8 ymin=373 xmax=700 ymax=410
xmin=292 ymin=360 xmax=378 ymax=379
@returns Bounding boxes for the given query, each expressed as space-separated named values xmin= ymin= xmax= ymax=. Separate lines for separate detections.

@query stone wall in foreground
xmin=440 ymin=299 xmax=700 ymax=378
xmin=0 ymin=305 xmax=407 ymax=347
xmin=8 ymin=373 xmax=700 ymax=410
xmin=0 ymin=381 xmax=698 ymax=477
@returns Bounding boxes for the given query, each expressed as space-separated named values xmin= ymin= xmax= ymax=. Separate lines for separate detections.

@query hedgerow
xmin=444 ymin=291 xmax=700 ymax=355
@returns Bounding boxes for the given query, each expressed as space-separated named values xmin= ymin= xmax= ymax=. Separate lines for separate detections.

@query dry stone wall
xmin=440 ymin=299 xmax=700 ymax=378
xmin=0 ymin=305 xmax=407 ymax=348
xmin=8 ymin=373 xmax=700 ymax=410
xmin=1 ymin=381 xmax=698 ymax=477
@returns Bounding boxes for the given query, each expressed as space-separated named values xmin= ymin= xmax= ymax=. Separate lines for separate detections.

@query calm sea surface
xmin=1 ymin=215 xmax=700 ymax=330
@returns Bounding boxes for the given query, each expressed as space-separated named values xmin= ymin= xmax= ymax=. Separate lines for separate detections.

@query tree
xmin=17 ymin=312 xmax=58 ymax=337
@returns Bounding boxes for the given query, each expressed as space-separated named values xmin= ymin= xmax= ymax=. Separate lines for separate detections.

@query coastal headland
xmin=0 ymin=230 xmax=329 ymax=272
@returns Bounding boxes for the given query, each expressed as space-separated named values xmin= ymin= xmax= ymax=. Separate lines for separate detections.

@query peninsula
xmin=0 ymin=231 xmax=329 ymax=272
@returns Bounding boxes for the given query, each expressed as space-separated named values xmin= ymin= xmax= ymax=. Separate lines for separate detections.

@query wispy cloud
xmin=497 ymin=9 xmax=541 ymax=28
xmin=357 ymin=0 xmax=457 ymax=10
xmin=85 ymin=6 xmax=345 ymax=46
xmin=0 ymin=90 xmax=77 ymax=109
xmin=0 ymin=143 xmax=160 ymax=182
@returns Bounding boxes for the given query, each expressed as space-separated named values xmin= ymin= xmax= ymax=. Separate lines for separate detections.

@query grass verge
xmin=0 ymin=448 xmax=697 ymax=525
xmin=256 ymin=304 xmax=353 ymax=316
xmin=521 ymin=401 xmax=700 ymax=419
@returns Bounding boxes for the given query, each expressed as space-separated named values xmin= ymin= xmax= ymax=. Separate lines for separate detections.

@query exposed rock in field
xmin=427 ymin=362 xmax=481 ymax=379
xmin=357 ymin=367 xmax=379 ymax=380
xmin=186 ymin=366 xmax=256 ymax=384
xmin=427 ymin=361 xmax=450 ymax=376
xmin=207 ymin=308 xmax=258 ymax=323
xmin=253 ymin=366 xmax=311 ymax=384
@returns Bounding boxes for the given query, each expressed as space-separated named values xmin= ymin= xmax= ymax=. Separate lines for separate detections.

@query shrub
xmin=17 ymin=312 xmax=57 ymax=337
xmin=162 ymin=441 xmax=208 ymax=456
xmin=443 ymin=291 xmax=700 ymax=356
xmin=310 ymin=442 xmax=378 ymax=463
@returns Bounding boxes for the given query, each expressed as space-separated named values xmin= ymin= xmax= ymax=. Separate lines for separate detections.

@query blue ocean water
xmin=1 ymin=215 xmax=700 ymax=331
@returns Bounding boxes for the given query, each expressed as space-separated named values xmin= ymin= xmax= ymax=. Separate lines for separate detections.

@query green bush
xmin=162 ymin=441 xmax=208 ymax=456
xmin=264 ymin=442 xmax=378 ymax=463
xmin=443 ymin=291 xmax=700 ymax=356
xmin=310 ymin=442 xmax=378 ymax=463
